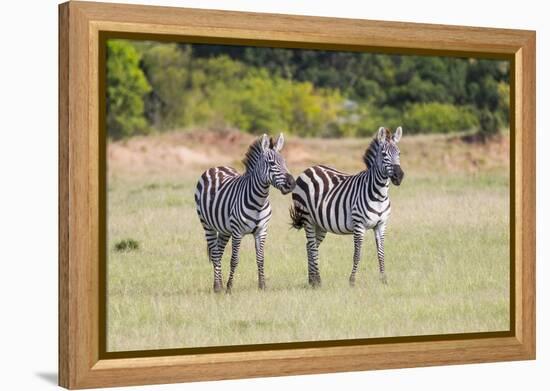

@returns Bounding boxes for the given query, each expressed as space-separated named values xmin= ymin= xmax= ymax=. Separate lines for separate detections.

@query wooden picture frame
xmin=59 ymin=1 xmax=536 ymax=388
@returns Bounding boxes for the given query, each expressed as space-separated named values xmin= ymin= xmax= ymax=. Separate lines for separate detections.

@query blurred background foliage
xmin=106 ymin=40 xmax=510 ymax=140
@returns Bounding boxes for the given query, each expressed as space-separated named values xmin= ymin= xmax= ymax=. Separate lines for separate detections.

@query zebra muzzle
xmin=279 ymin=174 xmax=296 ymax=195
xmin=390 ymin=165 xmax=404 ymax=186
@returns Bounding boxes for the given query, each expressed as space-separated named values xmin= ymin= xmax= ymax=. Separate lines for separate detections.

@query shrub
xmin=205 ymin=69 xmax=344 ymax=136
xmin=496 ymin=81 xmax=510 ymax=128
xmin=355 ymin=105 xmax=403 ymax=137
xmin=114 ymin=239 xmax=140 ymax=252
xmin=478 ymin=108 xmax=500 ymax=137
xmin=403 ymin=102 xmax=479 ymax=134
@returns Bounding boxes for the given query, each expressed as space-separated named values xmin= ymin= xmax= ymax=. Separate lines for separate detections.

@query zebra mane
xmin=242 ymin=137 xmax=267 ymax=173
xmin=362 ymin=128 xmax=392 ymax=169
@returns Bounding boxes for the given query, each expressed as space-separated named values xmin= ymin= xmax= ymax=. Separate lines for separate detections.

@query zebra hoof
xmin=380 ymin=275 xmax=388 ymax=285
xmin=213 ymin=283 xmax=223 ymax=293
xmin=349 ymin=278 xmax=356 ymax=287
xmin=258 ymin=282 xmax=266 ymax=290
xmin=309 ymin=278 xmax=321 ymax=288
xmin=225 ymin=282 xmax=234 ymax=294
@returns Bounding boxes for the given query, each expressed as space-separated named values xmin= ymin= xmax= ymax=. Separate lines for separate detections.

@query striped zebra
xmin=195 ymin=133 xmax=295 ymax=293
xmin=290 ymin=127 xmax=404 ymax=287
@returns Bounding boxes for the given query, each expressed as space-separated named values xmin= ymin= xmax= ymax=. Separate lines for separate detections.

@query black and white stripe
xmin=290 ymin=126 xmax=404 ymax=286
xmin=195 ymin=134 xmax=295 ymax=293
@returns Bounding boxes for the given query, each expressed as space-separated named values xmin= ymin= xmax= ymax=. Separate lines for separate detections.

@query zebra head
xmin=259 ymin=133 xmax=296 ymax=194
xmin=376 ymin=126 xmax=404 ymax=186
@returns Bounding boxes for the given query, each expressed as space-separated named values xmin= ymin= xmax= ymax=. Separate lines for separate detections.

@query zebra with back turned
xmin=290 ymin=127 xmax=404 ymax=287
xmin=195 ymin=133 xmax=295 ymax=293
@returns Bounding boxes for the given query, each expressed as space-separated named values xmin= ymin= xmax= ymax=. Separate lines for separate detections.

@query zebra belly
xmin=322 ymin=224 xmax=354 ymax=235
xmin=315 ymin=200 xmax=391 ymax=233
xmin=201 ymin=209 xmax=271 ymax=236
xmin=314 ymin=207 xmax=354 ymax=234
xmin=294 ymin=167 xmax=355 ymax=234
xmin=228 ymin=204 xmax=272 ymax=235
xmin=195 ymin=166 xmax=240 ymax=233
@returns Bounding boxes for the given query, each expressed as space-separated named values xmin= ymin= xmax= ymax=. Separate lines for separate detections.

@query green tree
xmin=478 ymin=108 xmax=500 ymax=138
xmin=106 ymin=40 xmax=151 ymax=139
xmin=106 ymin=39 xmax=512 ymax=139
xmin=139 ymin=43 xmax=192 ymax=130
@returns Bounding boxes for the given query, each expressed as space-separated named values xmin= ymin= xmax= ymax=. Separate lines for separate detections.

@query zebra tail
xmin=289 ymin=205 xmax=306 ymax=230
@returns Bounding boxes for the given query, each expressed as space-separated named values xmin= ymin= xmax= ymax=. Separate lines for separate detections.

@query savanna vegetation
xmin=107 ymin=131 xmax=510 ymax=351
xmin=105 ymin=39 xmax=510 ymax=351
xmin=106 ymin=40 xmax=510 ymax=139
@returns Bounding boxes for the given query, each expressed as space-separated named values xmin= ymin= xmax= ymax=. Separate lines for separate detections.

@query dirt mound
xmin=184 ymin=126 xmax=254 ymax=147
xmin=284 ymin=143 xmax=313 ymax=165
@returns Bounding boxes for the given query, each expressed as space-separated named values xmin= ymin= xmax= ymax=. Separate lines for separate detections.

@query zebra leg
xmin=254 ymin=227 xmax=268 ymax=290
xmin=203 ymin=227 xmax=223 ymax=293
xmin=226 ymin=234 xmax=242 ymax=293
xmin=305 ymin=224 xmax=321 ymax=287
xmin=349 ymin=226 xmax=365 ymax=286
xmin=374 ymin=222 xmax=388 ymax=284
xmin=315 ymin=229 xmax=327 ymax=247
xmin=212 ymin=233 xmax=229 ymax=292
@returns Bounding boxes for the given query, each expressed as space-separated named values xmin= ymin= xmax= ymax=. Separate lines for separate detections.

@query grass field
xmin=106 ymin=130 xmax=510 ymax=352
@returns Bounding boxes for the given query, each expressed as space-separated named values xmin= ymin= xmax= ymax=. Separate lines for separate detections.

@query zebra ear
xmin=393 ymin=126 xmax=402 ymax=143
xmin=377 ymin=127 xmax=387 ymax=143
xmin=260 ymin=134 xmax=270 ymax=151
xmin=274 ymin=133 xmax=285 ymax=152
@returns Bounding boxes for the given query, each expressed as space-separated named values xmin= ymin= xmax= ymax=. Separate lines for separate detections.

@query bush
xmin=403 ymin=102 xmax=479 ymax=134
xmin=496 ymin=82 xmax=510 ymax=128
xmin=478 ymin=108 xmax=500 ymax=137
xmin=198 ymin=68 xmax=344 ymax=136
xmin=358 ymin=106 xmax=403 ymax=137
xmin=106 ymin=40 xmax=151 ymax=139
xmin=136 ymin=49 xmax=345 ymax=136
xmin=114 ymin=238 xmax=140 ymax=252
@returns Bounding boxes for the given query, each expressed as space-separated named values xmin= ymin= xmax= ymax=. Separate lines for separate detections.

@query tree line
xmin=107 ymin=39 xmax=510 ymax=139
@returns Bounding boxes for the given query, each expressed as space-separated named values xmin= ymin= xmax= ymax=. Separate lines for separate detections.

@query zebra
xmin=289 ymin=126 xmax=404 ymax=287
xmin=195 ymin=133 xmax=295 ymax=293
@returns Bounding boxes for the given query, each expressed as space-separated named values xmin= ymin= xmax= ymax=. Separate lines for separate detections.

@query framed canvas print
xmin=58 ymin=1 xmax=536 ymax=389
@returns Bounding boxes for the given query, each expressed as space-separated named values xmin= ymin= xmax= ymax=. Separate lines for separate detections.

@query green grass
xmin=107 ymin=136 xmax=510 ymax=352
xmin=114 ymin=238 xmax=140 ymax=252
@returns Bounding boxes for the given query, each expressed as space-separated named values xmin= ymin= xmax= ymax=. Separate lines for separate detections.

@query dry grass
xmin=107 ymin=130 xmax=510 ymax=351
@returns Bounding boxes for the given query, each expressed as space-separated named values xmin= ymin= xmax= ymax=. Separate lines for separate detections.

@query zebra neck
xmin=364 ymin=164 xmax=390 ymax=201
xmin=245 ymin=169 xmax=271 ymax=206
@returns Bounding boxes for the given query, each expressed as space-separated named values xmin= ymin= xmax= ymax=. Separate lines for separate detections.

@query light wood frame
xmin=59 ymin=1 xmax=536 ymax=389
